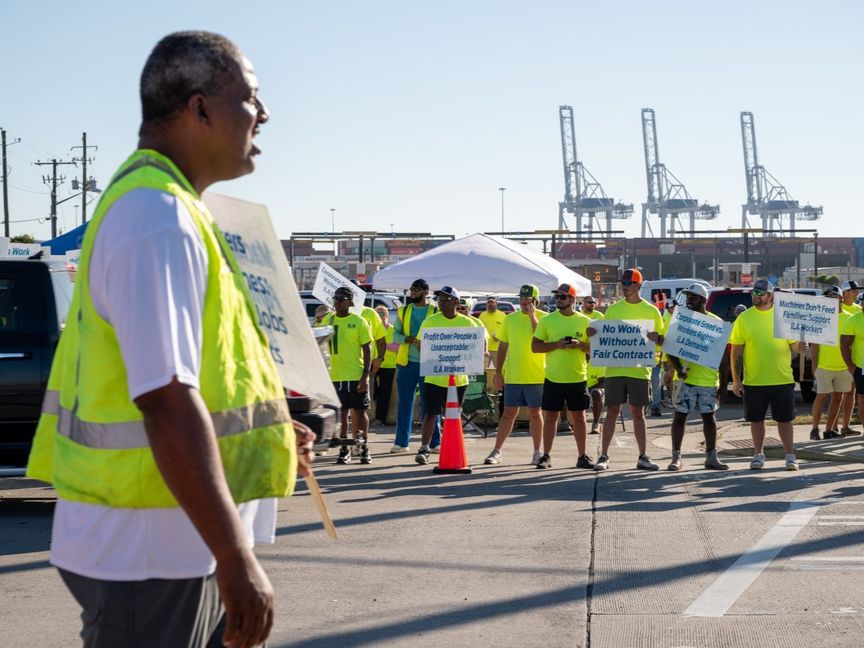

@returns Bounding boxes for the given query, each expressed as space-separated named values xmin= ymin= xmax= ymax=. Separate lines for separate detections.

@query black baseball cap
xmin=434 ymin=285 xmax=461 ymax=300
xmin=619 ymin=268 xmax=643 ymax=284
xmin=410 ymin=278 xmax=429 ymax=290
xmin=333 ymin=286 xmax=354 ymax=300
xmin=750 ymin=279 xmax=774 ymax=294
xmin=519 ymin=284 xmax=540 ymax=298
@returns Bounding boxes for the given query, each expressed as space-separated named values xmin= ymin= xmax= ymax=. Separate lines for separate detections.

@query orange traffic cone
xmin=433 ymin=375 xmax=472 ymax=474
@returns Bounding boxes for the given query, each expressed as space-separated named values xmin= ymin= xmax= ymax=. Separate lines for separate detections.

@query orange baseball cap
xmin=620 ymin=269 xmax=643 ymax=284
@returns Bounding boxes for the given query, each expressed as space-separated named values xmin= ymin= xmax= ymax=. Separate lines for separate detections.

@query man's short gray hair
xmin=140 ymin=31 xmax=240 ymax=125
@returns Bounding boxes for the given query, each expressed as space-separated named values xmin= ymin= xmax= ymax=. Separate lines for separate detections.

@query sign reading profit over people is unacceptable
xmin=312 ymin=261 xmax=365 ymax=316
xmin=589 ymin=320 xmax=655 ymax=367
xmin=419 ymin=327 xmax=486 ymax=377
xmin=661 ymin=309 xmax=731 ymax=370
xmin=773 ymin=292 xmax=839 ymax=345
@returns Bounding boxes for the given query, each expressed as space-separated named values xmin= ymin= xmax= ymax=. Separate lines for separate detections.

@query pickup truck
xmin=0 ymin=259 xmax=74 ymax=471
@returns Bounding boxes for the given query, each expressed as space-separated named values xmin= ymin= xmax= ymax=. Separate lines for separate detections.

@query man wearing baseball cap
xmin=588 ymin=268 xmax=665 ymax=472
xmin=665 ymin=284 xmax=728 ymax=471
xmin=484 ymin=284 xmax=547 ymax=465
xmin=809 ymin=286 xmax=851 ymax=440
xmin=391 ymin=278 xmax=440 ymax=453
xmin=581 ymin=295 xmax=604 ymax=321
xmin=836 ymin=280 xmax=862 ymax=435
xmin=530 ymin=283 xmax=595 ymax=470
xmin=414 ymin=286 xmax=483 ymax=465
xmin=478 ymin=295 xmax=507 ymax=367
xmin=730 ymin=279 xmax=800 ymax=470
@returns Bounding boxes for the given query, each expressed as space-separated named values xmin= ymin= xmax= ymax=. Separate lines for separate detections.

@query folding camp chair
xmin=461 ymin=373 xmax=496 ymax=437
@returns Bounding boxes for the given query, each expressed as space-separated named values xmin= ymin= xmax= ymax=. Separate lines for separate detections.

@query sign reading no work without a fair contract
xmin=420 ymin=327 xmax=486 ymax=377
xmin=661 ymin=309 xmax=731 ymax=371
xmin=589 ymin=320 xmax=655 ymax=368
xmin=312 ymin=261 xmax=365 ymax=316
xmin=204 ymin=192 xmax=339 ymax=408
xmin=773 ymin=292 xmax=839 ymax=346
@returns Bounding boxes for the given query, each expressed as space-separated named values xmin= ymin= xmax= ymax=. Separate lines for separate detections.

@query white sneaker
xmin=785 ymin=453 xmax=800 ymax=471
xmin=430 ymin=445 xmax=441 ymax=454
xmin=484 ymin=449 xmax=502 ymax=465
xmin=389 ymin=445 xmax=410 ymax=454
xmin=531 ymin=450 xmax=544 ymax=466
xmin=750 ymin=453 xmax=766 ymax=470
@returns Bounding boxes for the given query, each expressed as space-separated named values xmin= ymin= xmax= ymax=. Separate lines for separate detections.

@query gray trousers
xmin=59 ymin=568 xmax=226 ymax=648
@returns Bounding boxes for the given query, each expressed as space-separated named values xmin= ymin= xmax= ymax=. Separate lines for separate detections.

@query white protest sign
xmin=204 ymin=192 xmax=339 ymax=408
xmin=312 ymin=261 xmax=365 ymax=316
xmin=4 ymin=242 xmax=41 ymax=258
xmin=773 ymin=292 xmax=839 ymax=345
xmin=661 ymin=308 xmax=731 ymax=370
xmin=589 ymin=319 xmax=656 ymax=367
xmin=419 ymin=326 xmax=486 ymax=377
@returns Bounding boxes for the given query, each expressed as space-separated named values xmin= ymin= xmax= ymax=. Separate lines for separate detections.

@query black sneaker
xmin=824 ymin=429 xmax=843 ymax=439
xmin=809 ymin=427 xmax=821 ymax=441
xmin=336 ymin=446 xmax=352 ymax=464
xmin=536 ymin=453 xmax=552 ymax=469
xmin=359 ymin=445 xmax=372 ymax=464
xmin=576 ymin=454 xmax=595 ymax=469
xmin=842 ymin=427 xmax=862 ymax=437
xmin=415 ymin=447 xmax=431 ymax=465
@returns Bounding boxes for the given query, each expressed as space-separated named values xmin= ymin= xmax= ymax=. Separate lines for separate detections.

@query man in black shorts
xmin=730 ymin=280 xmax=800 ymax=470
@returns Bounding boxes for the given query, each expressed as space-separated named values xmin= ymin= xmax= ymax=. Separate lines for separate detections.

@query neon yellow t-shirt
xmin=841 ymin=311 xmax=864 ymax=369
xmin=842 ymin=302 xmax=862 ymax=315
xmin=729 ymin=306 xmax=794 ymax=385
xmin=381 ymin=325 xmax=397 ymax=369
xmin=478 ymin=309 xmax=507 ymax=352
xmin=602 ymin=298 xmax=665 ymax=381
xmin=587 ymin=363 xmax=606 ymax=389
xmin=360 ymin=306 xmax=386 ymax=358
xmin=533 ymin=310 xmax=590 ymax=383
xmin=816 ymin=309 xmax=850 ymax=371
xmin=325 ymin=313 xmax=373 ymax=381
xmin=497 ymin=310 xmax=546 ymax=384
xmin=419 ymin=312 xmax=482 ymax=387
xmin=583 ymin=309 xmax=605 ymax=321
xmin=675 ymin=311 xmax=723 ymax=388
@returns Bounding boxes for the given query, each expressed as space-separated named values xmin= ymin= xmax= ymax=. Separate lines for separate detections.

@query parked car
xmin=0 ymin=259 xmax=75 ymax=470
xmin=299 ymin=290 xmax=401 ymax=324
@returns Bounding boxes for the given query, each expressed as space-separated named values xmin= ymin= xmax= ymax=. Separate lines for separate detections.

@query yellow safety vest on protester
xmin=26 ymin=150 xmax=296 ymax=507
xmin=394 ymin=302 xmax=437 ymax=366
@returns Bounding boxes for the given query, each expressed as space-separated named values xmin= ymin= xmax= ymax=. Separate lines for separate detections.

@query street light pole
xmin=498 ymin=187 xmax=506 ymax=233
xmin=330 ymin=208 xmax=335 ymax=235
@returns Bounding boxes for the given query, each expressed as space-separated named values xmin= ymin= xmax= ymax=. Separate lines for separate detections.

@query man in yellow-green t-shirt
xmin=478 ymin=296 xmax=507 ymax=365
xmin=531 ymin=283 xmax=594 ymax=470
xmin=483 ymin=284 xmax=546 ymax=466
xmin=837 ymin=280 xmax=862 ymax=436
xmin=730 ymin=279 xmax=799 ymax=471
xmin=839 ymin=292 xmax=864 ymax=440
xmin=587 ymin=269 xmax=665 ymax=472
xmin=665 ymin=284 xmax=728 ymax=472
xmin=371 ymin=306 xmax=399 ymax=427
xmin=809 ymin=286 xmax=852 ymax=440
xmin=324 ymin=287 xmax=373 ymax=465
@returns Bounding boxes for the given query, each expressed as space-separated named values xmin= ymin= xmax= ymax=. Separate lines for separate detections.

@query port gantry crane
xmin=557 ymin=105 xmax=633 ymax=240
xmin=740 ymin=111 xmax=822 ymax=237
xmin=640 ymin=108 xmax=718 ymax=238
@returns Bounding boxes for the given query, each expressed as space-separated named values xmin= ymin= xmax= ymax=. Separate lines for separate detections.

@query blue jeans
xmin=651 ymin=363 xmax=663 ymax=408
xmin=395 ymin=361 xmax=440 ymax=448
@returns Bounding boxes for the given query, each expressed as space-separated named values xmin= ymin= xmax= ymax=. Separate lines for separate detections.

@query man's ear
xmin=188 ymin=94 xmax=209 ymax=124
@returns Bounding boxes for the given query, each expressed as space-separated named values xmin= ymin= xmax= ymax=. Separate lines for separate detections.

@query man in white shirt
xmin=37 ymin=32 xmax=314 ymax=648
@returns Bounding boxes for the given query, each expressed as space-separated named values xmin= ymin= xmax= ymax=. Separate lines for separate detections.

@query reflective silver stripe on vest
xmin=55 ymin=399 xmax=291 ymax=450
xmin=42 ymin=389 xmax=60 ymax=415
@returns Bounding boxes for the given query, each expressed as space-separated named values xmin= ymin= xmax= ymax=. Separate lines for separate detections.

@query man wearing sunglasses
xmin=730 ymin=279 xmax=800 ymax=470
xmin=809 ymin=286 xmax=851 ymax=440
xmin=414 ymin=286 xmax=482 ymax=465
xmin=588 ymin=269 xmax=665 ymax=472
xmin=835 ymin=280 xmax=863 ymax=436
xmin=531 ymin=283 xmax=595 ymax=470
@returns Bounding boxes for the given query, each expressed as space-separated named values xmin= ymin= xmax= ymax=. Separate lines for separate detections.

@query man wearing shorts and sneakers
xmin=730 ymin=279 xmax=800 ymax=470
xmin=325 ymin=287 xmax=373 ymax=464
xmin=484 ymin=284 xmax=546 ymax=465
xmin=589 ymin=269 xmax=665 ymax=472
xmin=531 ymin=283 xmax=594 ymax=470
xmin=582 ymin=295 xmax=605 ymax=433
xmin=665 ymin=284 xmax=728 ymax=471
xmin=836 ymin=280 xmax=863 ymax=436
xmin=809 ymin=286 xmax=851 ymax=440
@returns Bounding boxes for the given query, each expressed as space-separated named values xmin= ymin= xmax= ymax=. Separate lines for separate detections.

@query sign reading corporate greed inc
xmin=312 ymin=262 xmax=365 ymax=316
xmin=661 ymin=309 xmax=731 ymax=370
xmin=773 ymin=292 xmax=839 ymax=345
xmin=589 ymin=320 xmax=656 ymax=367
xmin=204 ymin=192 xmax=339 ymax=409
xmin=419 ymin=327 xmax=486 ymax=377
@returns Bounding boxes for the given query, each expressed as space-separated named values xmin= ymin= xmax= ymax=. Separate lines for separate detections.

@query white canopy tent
xmin=372 ymin=233 xmax=591 ymax=295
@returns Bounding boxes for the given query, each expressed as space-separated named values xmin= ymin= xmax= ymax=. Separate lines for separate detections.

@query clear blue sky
xmin=2 ymin=0 xmax=861 ymax=242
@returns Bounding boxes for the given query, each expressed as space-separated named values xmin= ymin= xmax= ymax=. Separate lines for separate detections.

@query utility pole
xmin=35 ymin=157 xmax=77 ymax=238
xmin=1 ymin=129 xmax=21 ymax=238
xmin=70 ymin=132 xmax=97 ymax=225
xmin=498 ymin=187 xmax=506 ymax=233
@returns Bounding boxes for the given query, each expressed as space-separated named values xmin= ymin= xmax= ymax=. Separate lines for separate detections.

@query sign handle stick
xmin=298 ymin=455 xmax=338 ymax=540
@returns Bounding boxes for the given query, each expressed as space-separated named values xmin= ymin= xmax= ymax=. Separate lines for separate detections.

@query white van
xmin=640 ymin=278 xmax=711 ymax=306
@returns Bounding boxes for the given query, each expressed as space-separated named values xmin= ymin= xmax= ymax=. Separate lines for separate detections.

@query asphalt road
xmin=2 ymin=400 xmax=863 ymax=647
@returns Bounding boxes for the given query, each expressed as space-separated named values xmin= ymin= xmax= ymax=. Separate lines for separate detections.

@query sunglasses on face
xmin=620 ymin=281 xmax=635 ymax=287
xmin=436 ymin=296 xmax=457 ymax=302
xmin=555 ymin=294 xmax=571 ymax=300
xmin=334 ymin=297 xmax=350 ymax=302
xmin=751 ymin=290 xmax=767 ymax=297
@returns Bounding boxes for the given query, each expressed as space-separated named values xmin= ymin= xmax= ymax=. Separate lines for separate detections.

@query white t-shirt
xmin=50 ymin=188 xmax=277 ymax=581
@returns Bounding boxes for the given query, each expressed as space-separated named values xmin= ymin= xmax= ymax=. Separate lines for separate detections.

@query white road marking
xmin=683 ymin=499 xmax=821 ymax=618
xmin=817 ymin=521 xmax=864 ymax=526
xmin=790 ymin=556 xmax=864 ymax=562
xmin=819 ymin=515 xmax=864 ymax=519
